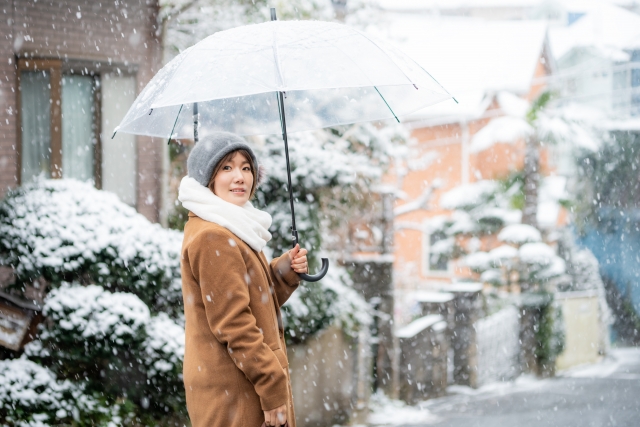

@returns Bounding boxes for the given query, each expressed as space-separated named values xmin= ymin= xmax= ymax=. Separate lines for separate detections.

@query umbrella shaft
xmin=277 ymin=90 xmax=299 ymax=247
xmin=193 ymin=102 xmax=199 ymax=143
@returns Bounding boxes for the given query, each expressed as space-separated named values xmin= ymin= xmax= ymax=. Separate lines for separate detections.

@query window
xmin=18 ymin=59 xmax=99 ymax=184
xmin=423 ymin=230 xmax=450 ymax=274
xmin=61 ymin=75 xmax=98 ymax=182
xmin=19 ymin=70 xmax=51 ymax=181
xmin=17 ymin=59 xmax=137 ymax=205
xmin=101 ymin=74 xmax=137 ymax=205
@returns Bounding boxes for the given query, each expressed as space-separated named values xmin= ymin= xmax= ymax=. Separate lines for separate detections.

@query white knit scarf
xmin=178 ymin=176 xmax=272 ymax=252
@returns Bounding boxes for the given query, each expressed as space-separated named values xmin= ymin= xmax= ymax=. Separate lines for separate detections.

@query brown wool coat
xmin=181 ymin=213 xmax=300 ymax=427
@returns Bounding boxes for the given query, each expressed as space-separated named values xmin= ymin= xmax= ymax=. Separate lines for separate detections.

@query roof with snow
xmin=377 ymin=0 xmax=542 ymax=10
xmin=548 ymin=3 xmax=640 ymax=60
xmin=375 ymin=15 xmax=548 ymax=121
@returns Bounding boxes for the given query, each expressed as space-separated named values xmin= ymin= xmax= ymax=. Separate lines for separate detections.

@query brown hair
xmin=207 ymin=149 xmax=258 ymax=199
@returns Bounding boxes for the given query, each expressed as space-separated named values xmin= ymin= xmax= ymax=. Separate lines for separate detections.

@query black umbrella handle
xmin=299 ymin=258 xmax=330 ymax=282
xmin=290 ymin=228 xmax=329 ymax=282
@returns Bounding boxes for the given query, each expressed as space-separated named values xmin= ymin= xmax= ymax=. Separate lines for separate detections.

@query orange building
xmin=384 ymin=17 xmax=561 ymax=310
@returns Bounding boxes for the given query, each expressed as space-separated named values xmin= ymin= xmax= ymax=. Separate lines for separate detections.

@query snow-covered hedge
xmin=0 ymin=179 xmax=183 ymax=316
xmin=0 ymin=358 xmax=110 ymax=427
xmin=24 ymin=283 xmax=186 ymax=419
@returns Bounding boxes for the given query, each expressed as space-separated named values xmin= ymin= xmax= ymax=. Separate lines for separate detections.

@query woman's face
xmin=212 ymin=152 xmax=254 ymax=206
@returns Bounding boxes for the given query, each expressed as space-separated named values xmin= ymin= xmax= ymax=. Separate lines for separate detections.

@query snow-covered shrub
xmin=0 ymin=179 xmax=183 ymax=316
xmin=438 ymin=176 xmax=566 ymax=290
xmin=24 ymin=283 xmax=186 ymax=421
xmin=0 ymin=358 xmax=109 ymax=427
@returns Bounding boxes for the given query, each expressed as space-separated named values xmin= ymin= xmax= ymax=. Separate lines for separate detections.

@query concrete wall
xmin=556 ymin=291 xmax=607 ymax=370
xmin=346 ymin=258 xmax=397 ymax=396
xmin=287 ymin=324 xmax=371 ymax=427
xmin=397 ymin=315 xmax=449 ymax=404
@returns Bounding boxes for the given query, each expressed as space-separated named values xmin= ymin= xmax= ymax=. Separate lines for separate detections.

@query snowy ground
xmin=364 ymin=347 xmax=640 ymax=427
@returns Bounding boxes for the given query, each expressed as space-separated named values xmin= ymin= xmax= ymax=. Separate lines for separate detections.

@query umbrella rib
xmin=271 ymin=23 xmax=285 ymax=88
xmin=350 ymin=29 xmax=419 ymax=88
xmin=167 ymin=104 xmax=184 ymax=145
xmin=374 ymin=87 xmax=400 ymax=123
xmin=404 ymin=56 xmax=459 ymax=104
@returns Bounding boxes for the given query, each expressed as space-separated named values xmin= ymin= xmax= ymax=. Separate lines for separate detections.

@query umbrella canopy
xmin=115 ymin=19 xmax=454 ymax=139
xmin=115 ymin=15 xmax=455 ymax=281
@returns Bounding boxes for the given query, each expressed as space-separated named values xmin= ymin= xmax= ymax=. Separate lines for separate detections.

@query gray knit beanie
xmin=187 ymin=132 xmax=259 ymax=187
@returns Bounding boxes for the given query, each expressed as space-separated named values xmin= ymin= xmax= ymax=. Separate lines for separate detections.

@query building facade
xmin=0 ymin=0 xmax=163 ymax=221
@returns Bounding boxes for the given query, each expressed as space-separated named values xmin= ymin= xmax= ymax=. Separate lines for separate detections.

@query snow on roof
xmin=378 ymin=0 xmax=542 ymax=11
xmin=470 ymin=116 xmax=534 ymax=152
xmin=497 ymin=91 xmax=530 ymax=117
xmin=447 ymin=282 xmax=484 ymax=293
xmin=376 ymin=15 xmax=548 ymax=120
xmin=397 ymin=314 xmax=444 ymax=338
xmin=548 ymin=2 xmax=640 ymax=60
xmin=413 ymin=291 xmax=455 ymax=303
xmin=440 ymin=179 xmax=500 ymax=210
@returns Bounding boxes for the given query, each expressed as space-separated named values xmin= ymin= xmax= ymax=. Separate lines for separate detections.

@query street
xmin=372 ymin=348 xmax=640 ymax=427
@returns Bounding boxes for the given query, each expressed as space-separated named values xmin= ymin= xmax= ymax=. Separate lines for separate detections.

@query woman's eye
xmin=243 ymin=167 xmax=251 ymax=171
xmin=223 ymin=166 xmax=231 ymax=170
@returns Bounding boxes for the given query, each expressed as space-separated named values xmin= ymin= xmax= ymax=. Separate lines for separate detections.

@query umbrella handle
xmin=299 ymin=258 xmax=329 ymax=282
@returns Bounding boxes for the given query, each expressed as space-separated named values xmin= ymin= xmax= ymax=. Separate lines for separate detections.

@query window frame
xmin=422 ymin=229 xmax=452 ymax=277
xmin=16 ymin=58 xmax=102 ymax=186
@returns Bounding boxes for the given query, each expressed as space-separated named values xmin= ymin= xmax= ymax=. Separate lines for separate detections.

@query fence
xmin=475 ymin=305 xmax=521 ymax=386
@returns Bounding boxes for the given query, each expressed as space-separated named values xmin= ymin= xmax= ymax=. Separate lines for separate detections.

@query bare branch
xmin=393 ymin=180 xmax=442 ymax=217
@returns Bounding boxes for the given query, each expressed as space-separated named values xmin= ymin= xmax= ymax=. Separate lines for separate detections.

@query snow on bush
xmin=463 ymin=252 xmax=492 ymax=272
xmin=0 ymin=179 xmax=183 ymax=316
xmin=498 ymin=224 xmax=542 ymax=244
xmin=24 ymin=283 xmax=186 ymax=421
xmin=518 ymin=242 xmax=557 ymax=265
xmin=440 ymin=181 xmax=521 ymax=236
xmin=439 ymin=175 xmax=565 ymax=288
xmin=0 ymin=358 xmax=108 ymax=427
xmin=440 ymin=180 xmax=500 ymax=211
xmin=489 ymin=244 xmax=519 ymax=262
xmin=144 ymin=313 xmax=186 ymax=378
xmin=41 ymin=284 xmax=150 ymax=345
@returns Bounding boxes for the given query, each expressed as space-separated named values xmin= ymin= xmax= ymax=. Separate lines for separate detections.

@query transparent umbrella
xmin=115 ymin=9 xmax=455 ymax=281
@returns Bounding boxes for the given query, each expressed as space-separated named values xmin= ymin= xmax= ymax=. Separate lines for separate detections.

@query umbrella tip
xmin=452 ymin=96 xmax=459 ymax=104
xmin=270 ymin=7 xmax=277 ymax=21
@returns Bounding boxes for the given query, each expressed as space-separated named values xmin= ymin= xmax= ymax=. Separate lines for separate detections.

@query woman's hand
xmin=289 ymin=244 xmax=308 ymax=274
xmin=263 ymin=404 xmax=287 ymax=426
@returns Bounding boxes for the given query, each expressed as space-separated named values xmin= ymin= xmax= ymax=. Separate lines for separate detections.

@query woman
xmin=178 ymin=132 xmax=307 ymax=427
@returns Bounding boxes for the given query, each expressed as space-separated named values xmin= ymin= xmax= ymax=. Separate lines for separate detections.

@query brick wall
xmin=0 ymin=0 xmax=162 ymax=222
xmin=0 ymin=0 xmax=18 ymax=195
